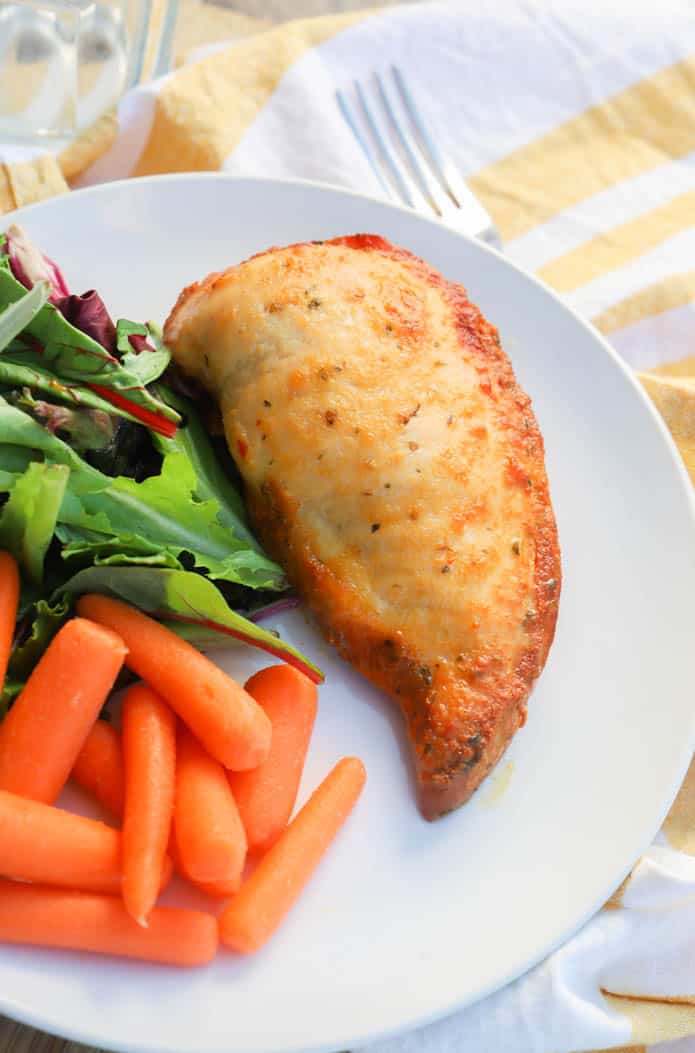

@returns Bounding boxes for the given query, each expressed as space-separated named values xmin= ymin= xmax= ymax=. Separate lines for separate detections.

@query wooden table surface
xmin=0 ymin=1 xmax=401 ymax=1050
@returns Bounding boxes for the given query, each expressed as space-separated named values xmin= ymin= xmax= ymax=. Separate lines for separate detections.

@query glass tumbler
xmin=0 ymin=0 xmax=176 ymax=144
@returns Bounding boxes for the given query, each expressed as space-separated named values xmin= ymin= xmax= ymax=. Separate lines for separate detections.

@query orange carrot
xmin=72 ymin=719 xmax=124 ymax=818
xmin=0 ymin=788 xmax=126 ymax=893
xmin=229 ymin=665 xmax=318 ymax=854
xmin=72 ymin=726 xmax=178 ymax=894
xmin=121 ymin=684 xmax=176 ymax=926
xmin=77 ymin=595 xmax=271 ymax=770
xmin=193 ymin=876 xmax=243 ymax=899
xmin=0 ymin=787 xmax=172 ymax=893
xmin=175 ymin=726 xmax=247 ymax=886
xmin=0 ymin=552 xmax=19 ymax=692
xmin=219 ymin=757 xmax=366 ymax=953
xmin=168 ymin=831 xmax=242 ymax=898
xmin=0 ymin=881 xmax=217 ymax=966
xmin=0 ymin=618 xmax=127 ymax=803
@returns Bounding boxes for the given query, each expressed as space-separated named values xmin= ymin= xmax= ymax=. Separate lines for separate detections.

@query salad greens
xmin=0 ymin=395 xmax=283 ymax=587
xmin=0 ymin=230 xmax=178 ymax=435
xmin=0 ymin=226 xmax=321 ymax=715
xmin=58 ymin=566 xmax=317 ymax=675
xmin=0 ymin=460 xmax=68 ymax=585
xmin=2 ymin=597 xmax=69 ymax=710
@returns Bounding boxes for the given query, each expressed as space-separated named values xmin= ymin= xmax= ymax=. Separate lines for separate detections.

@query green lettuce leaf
xmin=0 ymin=596 xmax=70 ymax=716
xmin=56 ymin=524 xmax=183 ymax=568
xmin=0 ymin=259 xmax=178 ymax=427
xmin=0 ymin=351 xmax=150 ymax=423
xmin=0 ymin=394 xmax=285 ymax=590
xmin=58 ymin=566 xmax=322 ymax=683
xmin=116 ymin=320 xmax=171 ymax=386
xmin=0 ymin=679 xmax=23 ymax=714
xmin=0 ymin=280 xmax=49 ymax=351
xmin=115 ymin=319 xmax=149 ymax=354
xmin=0 ymin=444 xmax=34 ymax=488
xmin=0 ymin=392 xmax=94 ymax=475
xmin=9 ymin=388 xmax=116 ymax=451
xmin=0 ymin=461 xmax=69 ymax=583
xmin=59 ymin=450 xmax=284 ymax=587
xmin=151 ymin=385 xmax=252 ymax=540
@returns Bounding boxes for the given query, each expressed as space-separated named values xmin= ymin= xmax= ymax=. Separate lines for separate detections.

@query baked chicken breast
xmin=165 ymin=235 xmax=561 ymax=819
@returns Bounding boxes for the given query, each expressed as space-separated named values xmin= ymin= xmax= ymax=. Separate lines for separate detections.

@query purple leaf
xmin=56 ymin=290 xmax=117 ymax=352
xmin=13 ymin=389 xmax=116 ymax=451
xmin=129 ymin=332 xmax=156 ymax=353
xmin=3 ymin=226 xmax=117 ymax=351
xmin=4 ymin=224 xmax=70 ymax=303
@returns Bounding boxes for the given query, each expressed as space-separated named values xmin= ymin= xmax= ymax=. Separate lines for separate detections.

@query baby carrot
xmin=0 ymin=881 xmax=218 ymax=966
xmin=175 ymin=727 xmax=247 ymax=886
xmin=170 ymin=831 xmax=245 ymax=899
xmin=0 ymin=788 xmax=124 ymax=893
xmin=71 ymin=724 xmax=176 ymax=894
xmin=219 ymin=757 xmax=366 ymax=953
xmin=72 ymin=726 xmax=176 ymax=895
xmin=77 ymin=595 xmax=271 ymax=771
xmin=0 ymin=618 xmax=127 ymax=803
xmin=0 ymin=552 xmax=19 ymax=691
xmin=66 ymin=770 xmax=228 ymax=901
xmin=121 ymin=684 xmax=176 ymax=927
xmin=192 ymin=877 xmax=243 ymax=899
xmin=72 ymin=720 xmax=124 ymax=818
xmin=229 ymin=665 xmax=318 ymax=854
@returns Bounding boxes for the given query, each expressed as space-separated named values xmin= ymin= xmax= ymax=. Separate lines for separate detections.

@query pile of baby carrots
xmin=0 ymin=551 xmax=365 ymax=967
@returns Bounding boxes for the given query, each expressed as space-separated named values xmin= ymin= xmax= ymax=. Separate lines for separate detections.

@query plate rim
xmin=1 ymin=171 xmax=695 ymax=1053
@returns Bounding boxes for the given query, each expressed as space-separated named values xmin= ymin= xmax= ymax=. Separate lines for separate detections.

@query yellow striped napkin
xmin=0 ymin=3 xmax=694 ymax=1051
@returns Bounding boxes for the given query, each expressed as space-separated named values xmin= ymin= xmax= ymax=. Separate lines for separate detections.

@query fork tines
xmin=336 ymin=67 xmax=500 ymax=247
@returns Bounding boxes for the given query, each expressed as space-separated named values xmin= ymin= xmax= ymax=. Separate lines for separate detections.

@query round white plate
xmin=1 ymin=175 xmax=694 ymax=1053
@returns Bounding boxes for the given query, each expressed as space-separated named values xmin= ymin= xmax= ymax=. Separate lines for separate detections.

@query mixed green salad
xmin=0 ymin=226 xmax=320 ymax=714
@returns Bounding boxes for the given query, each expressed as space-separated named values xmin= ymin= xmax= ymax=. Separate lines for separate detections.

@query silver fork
xmin=336 ymin=67 xmax=501 ymax=249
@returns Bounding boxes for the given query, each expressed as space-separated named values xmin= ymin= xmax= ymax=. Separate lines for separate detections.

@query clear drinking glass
xmin=0 ymin=0 xmax=177 ymax=144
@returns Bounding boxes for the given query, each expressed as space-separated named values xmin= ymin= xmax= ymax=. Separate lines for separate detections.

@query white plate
xmin=1 ymin=175 xmax=694 ymax=1053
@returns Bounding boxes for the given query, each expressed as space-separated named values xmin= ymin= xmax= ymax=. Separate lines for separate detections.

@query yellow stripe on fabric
xmin=592 ymin=270 xmax=695 ymax=335
xmin=0 ymin=156 xmax=68 ymax=215
xmin=539 ymin=191 xmax=695 ymax=293
xmin=58 ymin=109 xmax=119 ymax=183
xmin=469 ymin=54 xmax=695 ymax=241
xmin=134 ymin=10 xmax=371 ymax=177
xmin=590 ymin=1047 xmax=646 ymax=1053
xmin=602 ymin=993 xmax=695 ymax=1044
xmin=639 ymin=372 xmax=695 ymax=488
xmin=0 ymin=170 xmax=14 ymax=214
xmin=653 ymin=356 xmax=695 ymax=378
